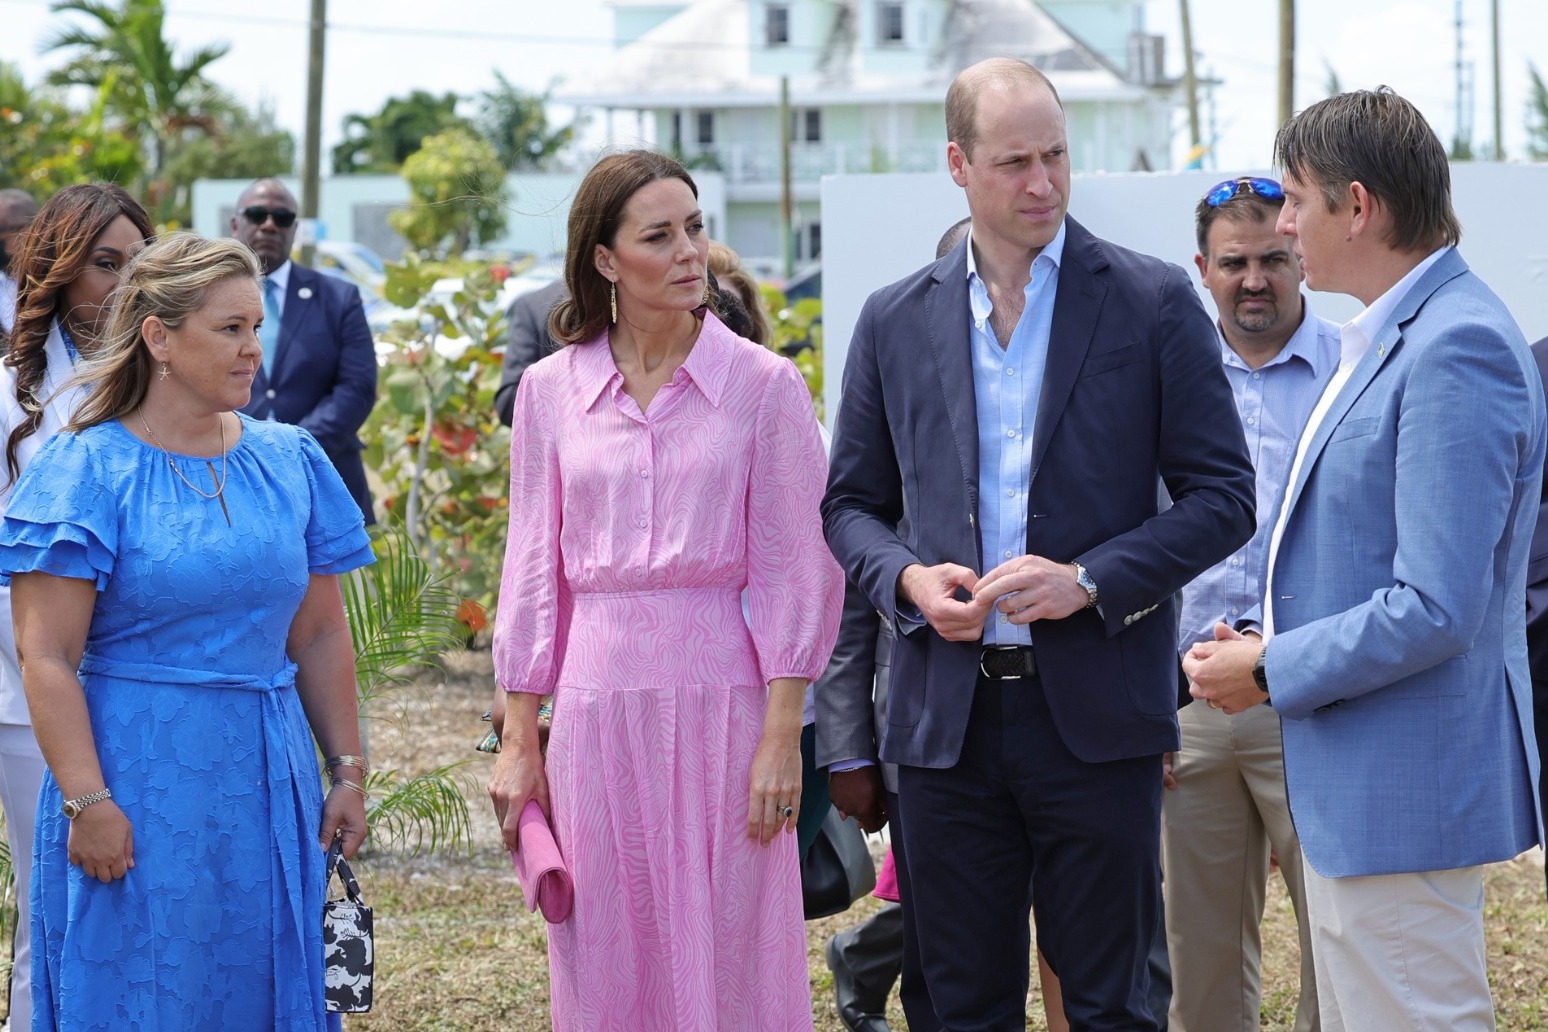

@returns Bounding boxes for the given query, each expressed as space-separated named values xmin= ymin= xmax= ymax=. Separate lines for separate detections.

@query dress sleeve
xmin=298 ymin=430 xmax=375 ymax=575
xmin=745 ymin=359 xmax=844 ymax=683
xmin=0 ymin=431 xmax=117 ymax=590
xmin=491 ymin=372 xmax=568 ymax=695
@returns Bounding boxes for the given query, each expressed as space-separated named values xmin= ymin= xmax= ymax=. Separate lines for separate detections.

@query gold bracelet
xmin=328 ymin=776 xmax=368 ymax=801
xmin=325 ymin=754 xmax=370 ymax=778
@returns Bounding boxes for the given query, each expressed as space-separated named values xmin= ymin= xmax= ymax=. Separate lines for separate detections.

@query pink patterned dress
xmin=494 ymin=313 xmax=843 ymax=1031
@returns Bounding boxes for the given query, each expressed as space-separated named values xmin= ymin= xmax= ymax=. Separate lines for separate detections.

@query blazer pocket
xmin=1328 ymin=415 xmax=1381 ymax=442
xmin=1078 ymin=343 xmax=1141 ymax=379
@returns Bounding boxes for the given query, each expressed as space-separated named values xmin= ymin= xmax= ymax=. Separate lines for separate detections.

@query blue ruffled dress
xmin=0 ymin=416 xmax=374 ymax=1031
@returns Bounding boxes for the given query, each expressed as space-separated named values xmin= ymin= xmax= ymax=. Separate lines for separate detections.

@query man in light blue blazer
xmin=1185 ymin=88 xmax=1544 ymax=1031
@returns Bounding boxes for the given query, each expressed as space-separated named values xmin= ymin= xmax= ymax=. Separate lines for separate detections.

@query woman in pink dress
xmin=487 ymin=150 xmax=842 ymax=1030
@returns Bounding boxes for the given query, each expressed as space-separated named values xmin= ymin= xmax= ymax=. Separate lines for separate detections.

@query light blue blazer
xmin=1263 ymin=248 xmax=1545 ymax=878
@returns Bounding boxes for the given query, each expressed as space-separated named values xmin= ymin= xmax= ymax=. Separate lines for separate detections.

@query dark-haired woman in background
xmin=487 ymin=150 xmax=841 ymax=1030
xmin=0 ymin=182 xmax=154 ymax=1031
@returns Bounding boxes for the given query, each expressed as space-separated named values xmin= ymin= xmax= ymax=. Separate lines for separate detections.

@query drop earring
xmin=158 ymin=363 xmax=169 ymax=381
xmin=610 ymin=282 xmax=617 ymax=324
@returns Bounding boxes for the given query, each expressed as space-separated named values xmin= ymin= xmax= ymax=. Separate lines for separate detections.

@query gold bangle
xmin=328 ymin=776 xmax=368 ymax=801
xmin=325 ymin=754 xmax=370 ymax=778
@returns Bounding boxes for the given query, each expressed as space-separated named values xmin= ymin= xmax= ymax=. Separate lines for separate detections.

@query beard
xmin=1230 ymin=294 xmax=1279 ymax=334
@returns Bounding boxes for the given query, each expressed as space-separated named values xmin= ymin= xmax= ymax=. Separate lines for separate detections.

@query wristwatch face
xmin=61 ymin=799 xmax=81 ymax=819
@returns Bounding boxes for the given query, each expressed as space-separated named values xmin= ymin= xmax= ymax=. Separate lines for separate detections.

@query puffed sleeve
xmin=0 ymin=431 xmax=117 ymax=589
xmin=492 ymin=371 xmax=569 ymax=694
xmin=745 ymin=359 xmax=843 ymax=683
xmin=297 ymin=430 xmax=375 ymax=574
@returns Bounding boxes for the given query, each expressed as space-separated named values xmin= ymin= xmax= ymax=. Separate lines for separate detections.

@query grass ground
xmin=7 ymin=647 xmax=1548 ymax=1029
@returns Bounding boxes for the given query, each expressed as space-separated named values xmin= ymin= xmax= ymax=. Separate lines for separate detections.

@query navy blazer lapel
xmin=1031 ymin=217 xmax=1106 ymax=479
xmin=1278 ymin=249 xmax=1468 ymax=521
xmin=924 ymin=245 xmax=979 ymax=514
xmin=275 ymin=266 xmax=318 ymax=377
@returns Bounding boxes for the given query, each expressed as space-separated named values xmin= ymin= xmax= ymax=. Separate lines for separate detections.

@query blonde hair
xmin=706 ymin=241 xmax=771 ymax=346
xmin=64 ymin=234 xmax=262 ymax=432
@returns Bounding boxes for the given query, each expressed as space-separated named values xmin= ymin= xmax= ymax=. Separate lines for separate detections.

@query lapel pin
xmin=297 ymin=287 xmax=313 ymax=300
xmin=1377 ymin=343 xmax=1385 ymax=358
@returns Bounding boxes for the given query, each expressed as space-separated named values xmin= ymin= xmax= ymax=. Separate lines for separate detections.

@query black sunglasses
xmin=1203 ymin=177 xmax=1284 ymax=208
xmin=241 ymin=206 xmax=298 ymax=229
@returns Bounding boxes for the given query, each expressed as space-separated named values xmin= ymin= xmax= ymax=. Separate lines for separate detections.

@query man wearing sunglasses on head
xmin=1161 ymin=176 xmax=1333 ymax=1032
xmin=230 ymin=177 xmax=376 ymax=523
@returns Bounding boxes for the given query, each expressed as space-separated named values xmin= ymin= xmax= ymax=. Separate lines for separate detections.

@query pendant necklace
xmin=139 ymin=408 xmax=232 ymax=526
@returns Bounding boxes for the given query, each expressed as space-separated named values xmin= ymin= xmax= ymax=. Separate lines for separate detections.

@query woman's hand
xmin=319 ymin=784 xmax=369 ymax=858
xmin=67 ymin=801 xmax=134 ymax=883
xmin=746 ymin=730 xmax=802 ymax=846
xmin=488 ymin=742 xmax=550 ymax=852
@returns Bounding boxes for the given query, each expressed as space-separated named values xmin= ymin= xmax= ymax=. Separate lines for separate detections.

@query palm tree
xmin=342 ymin=528 xmax=476 ymax=855
xmin=42 ymin=0 xmax=232 ymax=197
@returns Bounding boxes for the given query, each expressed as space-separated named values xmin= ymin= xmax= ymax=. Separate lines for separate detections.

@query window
xmin=696 ymin=111 xmax=715 ymax=146
xmin=805 ymin=221 xmax=822 ymax=259
xmin=766 ymin=4 xmax=790 ymax=45
xmin=877 ymin=2 xmax=905 ymax=43
xmin=790 ymin=108 xmax=822 ymax=144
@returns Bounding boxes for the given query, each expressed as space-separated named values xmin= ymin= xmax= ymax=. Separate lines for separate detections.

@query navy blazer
xmin=822 ymin=217 xmax=1255 ymax=768
xmin=243 ymin=263 xmax=377 ymax=522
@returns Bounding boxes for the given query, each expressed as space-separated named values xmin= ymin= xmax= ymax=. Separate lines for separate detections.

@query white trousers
xmin=0 ymin=723 xmax=42 ymax=1032
xmin=1301 ymin=859 xmax=1493 ymax=1032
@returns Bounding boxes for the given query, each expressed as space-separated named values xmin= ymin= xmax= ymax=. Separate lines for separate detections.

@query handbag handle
xmin=326 ymin=832 xmax=365 ymax=904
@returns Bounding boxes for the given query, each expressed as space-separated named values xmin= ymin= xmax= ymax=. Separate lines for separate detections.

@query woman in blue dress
xmin=0 ymin=234 xmax=373 ymax=1031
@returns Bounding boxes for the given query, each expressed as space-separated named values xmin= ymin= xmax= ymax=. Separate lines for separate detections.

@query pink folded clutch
xmin=873 ymin=847 xmax=900 ymax=903
xmin=509 ymin=801 xmax=574 ymax=923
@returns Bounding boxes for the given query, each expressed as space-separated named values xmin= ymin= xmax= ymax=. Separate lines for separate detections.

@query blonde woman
xmin=0 ymin=234 xmax=372 ymax=1030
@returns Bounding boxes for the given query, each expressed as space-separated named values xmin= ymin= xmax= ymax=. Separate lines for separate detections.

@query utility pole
xmin=1491 ymin=0 xmax=1503 ymax=159
xmin=1278 ymin=0 xmax=1295 ymax=126
xmin=1178 ymin=0 xmax=1201 ymax=153
xmin=299 ymin=0 xmax=326 ymax=269
xmin=779 ymin=75 xmax=793 ymax=281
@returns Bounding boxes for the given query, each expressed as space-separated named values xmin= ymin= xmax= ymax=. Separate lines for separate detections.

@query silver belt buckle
xmin=979 ymin=645 xmax=1023 ymax=680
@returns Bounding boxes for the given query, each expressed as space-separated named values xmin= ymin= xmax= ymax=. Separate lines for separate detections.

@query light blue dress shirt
xmin=967 ymin=222 xmax=1066 ymax=646
xmin=1176 ymin=303 xmax=1340 ymax=656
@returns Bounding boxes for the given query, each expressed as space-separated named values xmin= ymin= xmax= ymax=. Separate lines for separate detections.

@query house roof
xmin=557 ymin=0 xmax=1149 ymax=109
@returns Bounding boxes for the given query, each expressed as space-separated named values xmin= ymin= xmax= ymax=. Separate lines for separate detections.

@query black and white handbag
xmin=323 ymin=833 xmax=374 ymax=1013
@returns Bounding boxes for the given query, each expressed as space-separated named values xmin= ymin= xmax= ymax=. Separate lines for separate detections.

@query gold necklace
xmin=138 ymin=408 xmax=232 ymax=526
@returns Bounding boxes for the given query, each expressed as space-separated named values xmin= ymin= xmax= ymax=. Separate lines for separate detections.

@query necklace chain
xmin=138 ymin=408 xmax=230 ymax=511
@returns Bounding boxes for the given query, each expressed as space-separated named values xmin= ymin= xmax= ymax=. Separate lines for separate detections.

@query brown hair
xmin=1194 ymin=182 xmax=1282 ymax=256
xmin=945 ymin=58 xmax=1061 ymax=162
xmin=548 ymin=150 xmax=699 ymax=346
xmin=707 ymin=241 xmax=771 ymax=345
xmin=64 ymin=234 xmax=261 ymax=432
xmin=1274 ymin=87 xmax=1460 ymax=254
xmin=3 ymin=183 xmax=154 ymax=483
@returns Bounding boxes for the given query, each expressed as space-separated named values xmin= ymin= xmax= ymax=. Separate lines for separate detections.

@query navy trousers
xmin=897 ymin=674 xmax=1165 ymax=1032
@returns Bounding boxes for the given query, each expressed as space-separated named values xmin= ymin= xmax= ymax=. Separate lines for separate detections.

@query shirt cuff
xmin=827 ymin=758 xmax=876 ymax=772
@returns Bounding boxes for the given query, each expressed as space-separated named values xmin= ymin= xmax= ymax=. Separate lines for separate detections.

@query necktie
xmin=260 ymin=278 xmax=281 ymax=379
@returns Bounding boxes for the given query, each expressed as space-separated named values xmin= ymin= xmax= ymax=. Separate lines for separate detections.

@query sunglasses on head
xmin=241 ymin=206 xmax=297 ymax=228
xmin=1203 ymin=177 xmax=1284 ymax=208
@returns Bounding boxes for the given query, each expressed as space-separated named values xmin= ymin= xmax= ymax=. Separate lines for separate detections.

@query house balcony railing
xmin=682 ymin=141 xmax=947 ymax=183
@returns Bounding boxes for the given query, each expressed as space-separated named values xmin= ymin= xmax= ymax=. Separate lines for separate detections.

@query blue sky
xmin=1 ymin=0 xmax=1542 ymax=170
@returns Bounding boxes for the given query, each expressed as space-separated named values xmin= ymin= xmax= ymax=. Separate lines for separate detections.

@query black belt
xmin=979 ymin=645 xmax=1038 ymax=681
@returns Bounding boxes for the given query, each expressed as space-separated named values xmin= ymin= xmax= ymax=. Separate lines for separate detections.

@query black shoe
xmin=826 ymin=934 xmax=894 ymax=1032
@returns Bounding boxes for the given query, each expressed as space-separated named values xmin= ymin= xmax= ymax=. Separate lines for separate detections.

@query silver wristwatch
xmin=1071 ymin=562 xmax=1100 ymax=609
xmin=62 ymin=787 xmax=111 ymax=819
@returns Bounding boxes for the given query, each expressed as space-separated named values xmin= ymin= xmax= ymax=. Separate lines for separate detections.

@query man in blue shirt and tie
xmin=231 ymin=177 xmax=377 ymax=522
xmin=1161 ymin=176 xmax=1335 ymax=1032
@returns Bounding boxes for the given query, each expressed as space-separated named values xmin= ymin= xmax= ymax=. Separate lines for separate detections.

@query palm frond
xmin=363 ymin=765 xmax=474 ymax=857
xmin=343 ymin=525 xmax=463 ymax=704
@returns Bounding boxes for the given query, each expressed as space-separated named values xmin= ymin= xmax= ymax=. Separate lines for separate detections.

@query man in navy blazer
xmin=823 ymin=58 xmax=1255 ymax=1030
xmin=1187 ymin=89 xmax=1543 ymax=1029
xmin=232 ymin=178 xmax=377 ymax=522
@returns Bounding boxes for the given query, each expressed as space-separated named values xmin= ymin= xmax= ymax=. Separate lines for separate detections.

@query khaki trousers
xmin=1161 ymin=702 xmax=1318 ymax=1032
